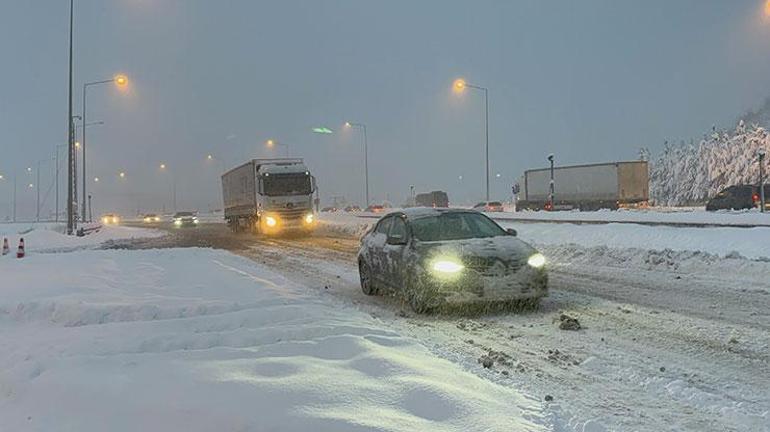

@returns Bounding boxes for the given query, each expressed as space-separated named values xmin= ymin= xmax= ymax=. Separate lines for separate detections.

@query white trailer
xmin=518 ymin=161 xmax=648 ymax=210
xmin=221 ymin=158 xmax=317 ymax=233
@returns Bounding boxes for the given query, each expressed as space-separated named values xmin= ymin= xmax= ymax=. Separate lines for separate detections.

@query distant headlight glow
xmin=174 ymin=219 xmax=182 ymax=226
xmin=265 ymin=216 xmax=277 ymax=227
xmin=304 ymin=213 xmax=314 ymax=224
xmin=431 ymin=260 xmax=464 ymax=274
xmin=527 ymin=253 xmax=546 ymax=268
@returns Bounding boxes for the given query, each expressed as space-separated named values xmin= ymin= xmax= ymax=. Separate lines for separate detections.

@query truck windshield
xmin=263 ymin=173 xmax=312 ymax=196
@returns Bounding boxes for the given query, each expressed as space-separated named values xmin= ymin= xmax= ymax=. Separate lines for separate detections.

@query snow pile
xmin=0 ymin=222 xmax=163 ymax=253
xmin=494 ymin=208 xmax=770 ymax=227
xmin=498 ymin=221 xmax=770 ymax=260
xmin=650 ymin=120 xmax=769 ymax=206
xmin=0 ymin=248 xmax=549 ymax=431
xmin=317 ymin=212 xmax=375 ymax=239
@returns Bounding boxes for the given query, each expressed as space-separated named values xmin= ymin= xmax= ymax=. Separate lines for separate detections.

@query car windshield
xmin=174 ymin=212 xmax=193 ymax=217
xmin=410 ymin=212 xmax=507 ymax=241
xmin=263 ymin=173 xmax=312 ymax=196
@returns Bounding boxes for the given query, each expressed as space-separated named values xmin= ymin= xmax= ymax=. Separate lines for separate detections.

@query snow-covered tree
xmin=650 ymin=121 xmax=769 ymax=206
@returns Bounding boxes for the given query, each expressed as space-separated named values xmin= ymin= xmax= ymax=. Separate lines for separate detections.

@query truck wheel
xmin=359 ymin=260 xmax=378 ymax=295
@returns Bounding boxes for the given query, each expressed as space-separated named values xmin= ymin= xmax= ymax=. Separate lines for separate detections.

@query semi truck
xmin=517 ymin=161 xmax=649 ymax=211
xmin=414 ymin=191 xmax=449 ymax=208
xmin=221 ymin=158 xmax=317 ymax=233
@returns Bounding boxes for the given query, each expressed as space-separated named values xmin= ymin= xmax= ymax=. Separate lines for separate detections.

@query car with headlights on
xmin=142 ymin=213 xmax=161 ymax=223
xmin=172 ymin=211 xmax=199 ymax=227
xmin=101 ymin=213 xmax=120 ymax=225
xmin=357 ymin=208 xmax=547 ymax=312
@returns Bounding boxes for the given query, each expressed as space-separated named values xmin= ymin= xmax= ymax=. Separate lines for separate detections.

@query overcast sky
xmin=3 ymin=0 xmax=770 ymax=218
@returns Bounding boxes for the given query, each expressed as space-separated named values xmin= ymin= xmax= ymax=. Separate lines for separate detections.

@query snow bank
xmin=500 ymin=221 xmax=770 ymax=260
xmin=0 ymin=222 xmax=162 ymax=253
xmin=0 ymin=248 xmax=549 ymax=431
xmin=317 ymin=212 xmax=375 ymax=239
xmin=493 ymin=208 xmax=770 ymax=227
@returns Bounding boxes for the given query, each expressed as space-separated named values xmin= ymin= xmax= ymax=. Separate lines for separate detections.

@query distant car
xmin=473 ymin=201 xmax=504 ymax=212
xmin=172 ymin=211 xmax=199 ymax=227
xmin=142 ymin=213 xmax=161 ymax=223
xmin=101 ymin=213 xmax=120 ymax=225
xmin=321 ymin=207 xmax=338 ymax=213
xmin=415 ymin=191 xmax=449 ymax=208
xmin=344 ymin=205 xmax=362 ymax=212
xmin=706 ymin=185 xmax=769 ymax=211
xmin=365 ymin=204 xmax=385 ymax=213
xmin=357 ymin=208 xmax=547 ymax=312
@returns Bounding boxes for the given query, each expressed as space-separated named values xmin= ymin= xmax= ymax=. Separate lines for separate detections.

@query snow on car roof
xmin=398 ymin=207 xmax=478 ymax=219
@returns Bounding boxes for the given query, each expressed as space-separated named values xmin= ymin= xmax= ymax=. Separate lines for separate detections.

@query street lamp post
xmin=82 ymin=75 xmax=126 ymax=222
xmin=66 ymin=0 xmax=74 ymax=234
xmin=760 ymin=149 xmax=766 ymax=213
xmin=345 ymin=122 xmax=369 ymax=207
xmin=547 ymin=154 xmax=555 ymax=211
xmin=453 ymin=78 xmax=490 ymax=201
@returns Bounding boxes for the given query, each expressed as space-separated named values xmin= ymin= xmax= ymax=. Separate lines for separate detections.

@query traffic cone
xmin=16 ymin=238 xmax=25 ymax=259
xmin=2 ymin=238 xmax=8 ymax=256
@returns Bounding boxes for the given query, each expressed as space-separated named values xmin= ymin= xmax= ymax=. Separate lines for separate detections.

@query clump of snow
xmin=650 ymin=120 xmax=769 ymax=206
xmin=317 ymin=212 xmax=375 ymax=239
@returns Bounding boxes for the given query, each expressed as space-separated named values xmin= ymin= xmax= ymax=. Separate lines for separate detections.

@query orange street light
xmin=453 ymin=78 xmax=466 ymax=93
xmin=114 ymin=74 xmax=128 ymax=87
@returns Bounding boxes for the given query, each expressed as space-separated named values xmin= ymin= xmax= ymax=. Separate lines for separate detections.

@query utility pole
xmin=760 ymin=149 xmax=766 ymax=213
xmin=66 ymin=0 xmax=75 ymax=234
xmin=547 ymin=154 xmax=555 ymax=210
xmin=13 ymin=170 xmax=17 ymax=223
xmin=88 ymin=194 xmax=93 ymax=222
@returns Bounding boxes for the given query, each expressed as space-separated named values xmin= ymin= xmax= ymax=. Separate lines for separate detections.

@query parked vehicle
xmin=357 ymin=208 xmax=547 ymax=312
xmin=344 ymin=205 xmax=362 ymax=212
xmin=473 ymin=201 xmax=504 ymax=212
xmin=365 ymin=204 xmax=385 ymax=213
xmin=100 ymin=213 xmax=120 ymax=225
xmin=221 ymin=158 xmax=317 ymax=234
xmin=415 ymin=191 xmax=449 ymax=208
xmin=706 ymin=184 xmax=770 ymax=211
xmin=517 ymin=161 xmax=649 ymax=210
xmin=321 ymin=207 xmax=338 ymax=213
xmin=172 ymin=211 xmax=198 ymax=227
xmin=142 ymin=213 xmax=161 ymax=223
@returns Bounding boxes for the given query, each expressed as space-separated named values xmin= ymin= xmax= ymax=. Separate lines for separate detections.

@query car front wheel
xmin=359 ymin=260 xmax=378 ymax=296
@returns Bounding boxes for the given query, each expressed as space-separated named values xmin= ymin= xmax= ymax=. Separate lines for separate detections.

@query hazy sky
xmin=3 ymin=0 xmax=770 ymax=218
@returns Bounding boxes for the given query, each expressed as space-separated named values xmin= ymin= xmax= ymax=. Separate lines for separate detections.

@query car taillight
xmin=753 ymin=193 xmax=760 ymax=203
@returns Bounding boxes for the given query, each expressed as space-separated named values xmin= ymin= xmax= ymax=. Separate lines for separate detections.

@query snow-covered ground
xmin=0 ymin=222 xmax=162 ymax=253
xmin=497 ymin=208 xmax=770 ymax=227
xmin=0 ymin=247 xmax=551 ymax=431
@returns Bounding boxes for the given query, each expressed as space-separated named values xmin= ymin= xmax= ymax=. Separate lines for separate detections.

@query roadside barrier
xmin=16 ymin=238 xmax=25 ymax=258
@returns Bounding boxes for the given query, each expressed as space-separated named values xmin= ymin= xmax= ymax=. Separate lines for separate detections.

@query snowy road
xmin=111 ymin=222 xmax=770 ymax=431
xmin=3 ymin=221 xmax=768 ymax=431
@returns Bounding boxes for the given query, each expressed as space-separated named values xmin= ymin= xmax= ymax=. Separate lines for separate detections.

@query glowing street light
xmin=93 ymin=177 xmax=99 ymax=182
xmin=119 ymin=172 xmax=126 ymax=178
xmin=207 ymin=154 xmax=213 ymax=160
xmin=82 ymin=73 xmax=129 ymax=221
xmin=344 ymin=121 xmax=370 ymax=206
xmin=160 ymin=163 xmax=166 ymax=170
xmin=265 ymin=139 xmax=289 ymax=157
xmin=452 ymin=77 xmax=490 ymax=201
xmin=27 ymin=167 xmax=32 ymax=173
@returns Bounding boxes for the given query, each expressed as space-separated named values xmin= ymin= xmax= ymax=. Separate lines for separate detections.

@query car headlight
xmin=265 ymin=216 xmax=277 ymax=227
xmin=174 ymin=219 xmax=182 ymax=226
xmin=527 ymin=253 xmax=546 ymax=268
xmin=431 ymin=259 xmax=464 ymax=274
xmin=304 ymin=213 xmax=314 ymax=224
xmin=193 ymin=218 xmax=199 ymax=224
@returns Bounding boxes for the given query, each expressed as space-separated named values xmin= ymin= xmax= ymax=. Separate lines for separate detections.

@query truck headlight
xmin=527 ymin=253 xmax=546 ymax=268
xmin=174 ymin=219 xmax=182 ymax=226
xmin=304 ymin=213 xmax=314 ymax=224
xmin=431 ymin=259 xmax=464 ymax=274
xmin=265 ymin=216 xmax=277 ymax=227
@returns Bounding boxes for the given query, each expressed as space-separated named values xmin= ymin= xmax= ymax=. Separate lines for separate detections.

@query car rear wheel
xmin=359 ymin=260 xmax=378 ymax=296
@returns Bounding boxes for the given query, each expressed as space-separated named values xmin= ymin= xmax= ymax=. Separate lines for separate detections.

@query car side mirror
xmin=506 ymin=228 xmax=517 ymax=236
xmin=387 ymin=234 xmax=407 ymax=245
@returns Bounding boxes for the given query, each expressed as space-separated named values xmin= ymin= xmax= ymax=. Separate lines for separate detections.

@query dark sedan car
xmin=706 ymin=185 xmax=769 ymax=211
xmin=357 ymin=208 xmax=547 ymax=312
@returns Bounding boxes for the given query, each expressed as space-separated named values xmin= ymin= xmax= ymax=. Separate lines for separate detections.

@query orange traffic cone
xmin=2 ymin=238 xmax=8 ymax=256
xmin=16 ymin=238 xmax=25 ymax=258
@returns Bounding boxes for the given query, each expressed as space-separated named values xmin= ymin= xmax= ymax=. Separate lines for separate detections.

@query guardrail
xmin=77 ymin=223 xmax=103 ymax=237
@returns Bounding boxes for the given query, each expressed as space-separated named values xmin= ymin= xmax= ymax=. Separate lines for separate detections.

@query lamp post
xmin=547 ymin=154 xmax=555 ymax=211
xmin=66 ymin=0 xmax=74 ymax=234
xmin=453 ymin=78 xmax=490 ymax=201
xmin=82 ymin=75 xmax=127 ymax=221
xmin=344 ymin=122 xmax=369 ymax=207
xmin=760 ymin=149 xmax=766 ymax=213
